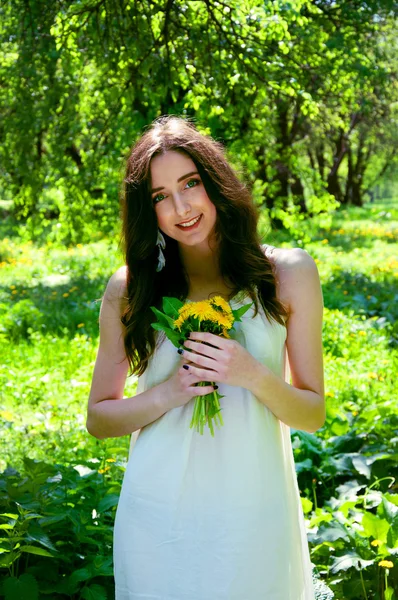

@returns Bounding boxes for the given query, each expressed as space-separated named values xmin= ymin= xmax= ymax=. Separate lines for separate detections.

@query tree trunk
xmin=327 ymin=130 xmax=348 ymax=204
xmin=290 ymin=175 xmax=307 ymax=214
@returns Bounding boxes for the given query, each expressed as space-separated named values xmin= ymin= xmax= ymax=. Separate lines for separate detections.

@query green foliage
xmin=0 ymin=299 xmax=43 ymax=341
xmin=0 ymin=457 xmax=121 ymax=599
xmin=1 ymin=1 xmax=398 ymax=244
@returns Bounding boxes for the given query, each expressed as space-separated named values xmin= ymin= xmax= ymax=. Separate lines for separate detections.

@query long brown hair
xmin=118 ymin=115 xmax=289 ymax=377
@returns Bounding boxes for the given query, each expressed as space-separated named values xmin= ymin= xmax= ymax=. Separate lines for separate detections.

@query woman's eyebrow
xmin=151 ymin=171 xmax=199 ymax=194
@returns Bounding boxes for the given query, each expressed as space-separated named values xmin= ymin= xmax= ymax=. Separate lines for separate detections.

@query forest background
xmin=0 ymin=1 xmax=397 ymax=599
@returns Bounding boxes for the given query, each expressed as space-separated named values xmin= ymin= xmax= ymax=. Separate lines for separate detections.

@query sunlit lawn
xmin=0 ymin=200 xmax=396 ymax=473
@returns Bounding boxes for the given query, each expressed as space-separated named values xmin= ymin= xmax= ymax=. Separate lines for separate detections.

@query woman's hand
xmin=179 ymin=332 xmax=260 ymax=390
xmin=163 ymin=354 xmax=217 ymax=411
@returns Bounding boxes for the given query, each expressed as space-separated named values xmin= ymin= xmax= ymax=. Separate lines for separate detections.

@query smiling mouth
xmin=176 ymin=214 xmax=203 ymax=229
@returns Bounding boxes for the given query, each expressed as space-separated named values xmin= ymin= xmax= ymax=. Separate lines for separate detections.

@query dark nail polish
xmin=214 ymin=385 xmax=218 ymax=390
xmin=177 ymin=348 xmax=183 ymax=355
xmin=183 ymin=364 xmax=189 ymax=370
xmin=179 ymin=338 xmax=185 ymax=345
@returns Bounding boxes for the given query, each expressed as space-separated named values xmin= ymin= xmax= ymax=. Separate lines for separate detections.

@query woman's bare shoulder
xmin=261 ymin=243 xmax=313 ymax=267
xmin=261 ymin=245 xmax=317 ymax=312
xmin=103 ymin=265 xmax=129 ymax=313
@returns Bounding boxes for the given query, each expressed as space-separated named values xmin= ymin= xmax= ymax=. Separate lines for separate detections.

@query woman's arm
xmin=86 ymin=267 xmax=170 ymax=439
xmin=180 ymin=247 xmax=325 ymax=433
xmin=250 ymin=247 xmax=325 ymax=432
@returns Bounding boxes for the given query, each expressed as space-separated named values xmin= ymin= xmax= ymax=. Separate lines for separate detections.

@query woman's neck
xmin=178 ymin=240 xmax=220 ymax=281
xmin=178 ymin=240 xmax=237 ymax=301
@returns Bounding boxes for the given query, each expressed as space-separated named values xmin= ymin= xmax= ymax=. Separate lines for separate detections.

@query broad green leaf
xmin=150 ymin=306 xmax=175 ymax=328
xmin=301 ymin=497 xmax=313 ymax=514
xmin=232 ymin=302 xmax=253 ymax=321
xmin=25 ymin=524 xmax=58 ymax=553
xmin=68 ymin=567 xmax=92 ymax=589
xmin=378 ymin=497 xmax=398 ymax=522
xmin=19 ymin=545 xmax=54 ymax=557
xmin=351 ymin=455 xmax=371 ymax=479
xmin=317 ymin=522 xmax=350 ymax=543
xmin=331 ymin=551 xmax=374 ymax=573
xmin=151 ymin=324 xmax=181 ymax=347
xmin=387 ymin=514 xmax=398 ymax=548
xmin=361 ymin=512 xmax=389 ymax=542
xmin=385 ymin=586 xmax=394 ymax=600
xmin=80 ymin=584 xmax=107 ymax=600
xmin=385 ymin=493 xmax=398 ymax=508
xmin=3 ymin=574 xmax=39 ymax=600
xmin=97 ymin=494 xmax=119 ymax=513
xmin=151 ymin=322 xmax=166 ymax=331
xmin=295 ymin=458 xmax=313 ymax=474
xmin=162 ymin=297 xmax=184 ymax=318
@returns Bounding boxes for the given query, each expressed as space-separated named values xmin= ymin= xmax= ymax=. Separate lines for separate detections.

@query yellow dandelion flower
xmin=63 ymin=293 xmax=69 ymax=298
xmin=209 ymin=296 xmax=233 ymax=316
xmin=187 ymin=301 xmax=220 ymax=323
xmin=221 ymin=328 xmax=230 ymax=338
xmin=358 ymin=331 xmax=366 ymax=336
xmin=98 ymin=466 xmax=111 ymax=474
xmin=173 ymin=303 xmax=195 ymax=327
xmin=77 ymin=323 xmax=85 ymax=328
xmin=371 ymin=539 xmax=382 ymax=547
xmin=12 ymin=290 xmax=18 ymax=295
xmin=10 ymin=285 xmax=16 ymax=289
xmin=177 ymin=304 xmax=195 ymax=318
xmin=105 ymin=458 xmax=116 ymax=463
xmin=174 ymin=315 xmax=186 ymax=330
xmin=174 ymin=300 xmax=234 ymax=330
xmin=214 ymin=313 xmax=234 ymax=330
xmin=0 ymin=410 xmax=14 ymax=421
xmin=378 ymin=560 xmax=393 ymax=568
xmin=368 ymin=372 xmax=378 ymax=379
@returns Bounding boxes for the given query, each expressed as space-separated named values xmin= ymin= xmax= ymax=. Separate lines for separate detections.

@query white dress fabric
xmin=113 ymin=270 xmax=315 ymax=599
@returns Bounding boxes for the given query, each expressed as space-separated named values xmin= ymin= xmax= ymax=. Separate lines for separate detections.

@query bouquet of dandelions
xmin=150 ymin=295 xmax=253 ymax=436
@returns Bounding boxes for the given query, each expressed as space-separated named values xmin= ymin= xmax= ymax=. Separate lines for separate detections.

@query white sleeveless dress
xmin=113 ymin=274 xmax=316 ymax=599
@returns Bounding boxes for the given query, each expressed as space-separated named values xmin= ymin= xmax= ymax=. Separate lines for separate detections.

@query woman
xmin=86 ymin=115 xmax=325 ymax=599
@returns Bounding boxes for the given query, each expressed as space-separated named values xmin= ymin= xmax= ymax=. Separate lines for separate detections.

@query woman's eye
xmin=153 ymin=179 xmax=199 ymax=203
xmin=186 ymin=178 xmax=200 ymax=189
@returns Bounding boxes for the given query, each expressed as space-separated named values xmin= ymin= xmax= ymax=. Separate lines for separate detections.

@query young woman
xmin=86 ymin=115 xmax=325 ymax=599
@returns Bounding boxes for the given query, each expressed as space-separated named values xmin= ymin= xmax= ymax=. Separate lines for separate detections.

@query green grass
xmin=0 ymin=199 xmax=397 ymax=599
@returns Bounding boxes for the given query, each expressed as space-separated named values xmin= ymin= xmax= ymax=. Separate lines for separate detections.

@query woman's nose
xmin=173 ymin=193 xmax=191 ymax=218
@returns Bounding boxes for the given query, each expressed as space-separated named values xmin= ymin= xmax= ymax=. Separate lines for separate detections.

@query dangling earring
xmin=156 ymin=229 xmax=166 ymax=272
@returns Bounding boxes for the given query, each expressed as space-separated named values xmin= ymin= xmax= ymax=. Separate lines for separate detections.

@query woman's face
xmin=150 ymin=150 xmax=217 ymax=247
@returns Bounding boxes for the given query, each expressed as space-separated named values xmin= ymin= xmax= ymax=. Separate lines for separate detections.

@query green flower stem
xmin=213 ymin=391 xmax=224 ymax=426
xmin=359 ymin=568 xmax=368 ymax=600
xmin=190 ymin=386 xmax=224 ymax=436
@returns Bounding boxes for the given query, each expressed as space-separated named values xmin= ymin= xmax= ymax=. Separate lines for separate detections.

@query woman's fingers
xmin=189 ymin=383 xmax=216 ymax=395
xmin=181 ymin=348 xmax=216 ymax=370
